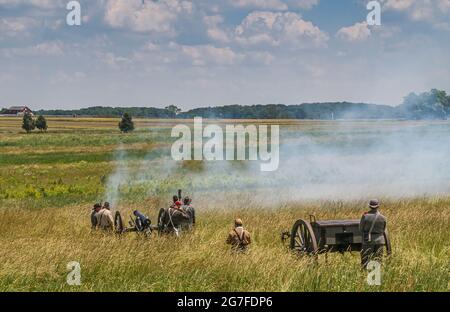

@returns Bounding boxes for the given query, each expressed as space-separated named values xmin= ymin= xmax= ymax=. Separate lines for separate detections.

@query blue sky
xmin=0 ymin=0 xmax=449 ymax=110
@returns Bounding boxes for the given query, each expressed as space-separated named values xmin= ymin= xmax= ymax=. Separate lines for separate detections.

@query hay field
xmin=0 ymin=117 xmax=448 ymax=292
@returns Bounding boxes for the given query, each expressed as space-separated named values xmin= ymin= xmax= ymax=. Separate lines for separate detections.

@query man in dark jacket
xmin=182 ymin=196 xmax=195 ymax=227
xmin=90 ymin=203 xmax=102 ymax=229
xmin=359 ymin=199 xmax=387 ymax=268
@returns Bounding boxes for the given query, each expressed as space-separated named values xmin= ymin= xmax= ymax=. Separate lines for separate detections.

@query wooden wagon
xmin=282 ymin=215 xmax=391 ymax=256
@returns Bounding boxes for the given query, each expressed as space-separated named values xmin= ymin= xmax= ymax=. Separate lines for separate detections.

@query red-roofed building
xmin=2 ymin=106 xmax=34 ymax=116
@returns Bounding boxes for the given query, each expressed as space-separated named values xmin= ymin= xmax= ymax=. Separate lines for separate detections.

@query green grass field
xmin=0 ymin=117 xmax=448 ymax=292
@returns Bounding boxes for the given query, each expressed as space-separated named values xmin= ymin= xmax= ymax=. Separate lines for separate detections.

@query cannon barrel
xmin=133 ymin=210 xmax=151 ymax=228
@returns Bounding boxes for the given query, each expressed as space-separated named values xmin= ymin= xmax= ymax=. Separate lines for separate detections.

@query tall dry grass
xmin=0 ymin=118 xmax=448 ymax=291
xmin=0 ymin=197 xmax=448 ymax=291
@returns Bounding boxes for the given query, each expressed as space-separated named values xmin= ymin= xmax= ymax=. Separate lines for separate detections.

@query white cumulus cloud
xmin=2 ymin=41 xmax=65 ymax=57
xmin=204 ymin=15 xmax=230 ymax=43
xmin=381 ymin=0 xmax=450 ymax=22
xmin=383 ymin=0 xmax=414 ymax=11
xmin=235 ymin=11 xmax=329 ymax=49
xmin=437 ymin=0 xmax=450 ymax=13
xmin=229 ymin=0 xmax=319 ymax=10
xmin=0 ymin=17 xmax=39 ymax=37
xmin=181 ymin=44 xmax=243 ymax=66
xmin=286 ymin=0 xmax=320 ymax=9
xmin=0 ymin=0 xmax=64 ymax=8
xmin=104 ymin=0 xmax=193 ymax=35
xmin=336 ymin=22 xmax=371 ymax=42
xmin=231 ymin=0 xmax=288 ymax=11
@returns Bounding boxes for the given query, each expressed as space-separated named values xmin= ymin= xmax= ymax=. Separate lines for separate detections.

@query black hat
xmin=369 ymin=199 xmax=380 ymax=209
xmin=183 ymin=196 xmax=191 ymax=204
xmin=93 ymin=203 xmax=101 ymax=210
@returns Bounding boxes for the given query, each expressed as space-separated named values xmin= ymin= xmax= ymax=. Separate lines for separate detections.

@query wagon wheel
xmin=143 ymin=227 xmax=153 ymax=238
xmin=114 ymin=211 xmax=124 ymax=234
xmin=289 ymin=219 xmax=318 ymax=255
xmin=157 ymin=208 xmax=167 ymax=234
xmin=384 ymin=230 xmax=392 ymax=256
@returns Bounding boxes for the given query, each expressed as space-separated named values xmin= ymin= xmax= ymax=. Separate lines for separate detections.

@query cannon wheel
xmin=384 ymin=230 xmax=392 ymax=256
xmin=290 ymin=219 xmax=318 ymax=255
xmin=157 ymin=208 xmax=167 ymax=234
xmin=114 ymin=211 xmax=124 ymax=234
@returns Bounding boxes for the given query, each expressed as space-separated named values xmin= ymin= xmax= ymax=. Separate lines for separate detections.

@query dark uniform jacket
xmin=91 ymin=210 xmax=98 ymax=229
xmin=167 ymin=207 xmax=190 ymax=227
xmin=359 ymin=210 xmax=387 ymax=245
xmin=182 ymin=204 xmax=195 ymax=225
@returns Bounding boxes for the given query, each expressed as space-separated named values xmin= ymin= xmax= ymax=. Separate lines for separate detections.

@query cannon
xmin=113 ymin=190 xmax=196 ymax=237
xmin=282 ymin=215 xmax=391 ymax=257
xmin=157 ymin=189 xmax=195 ymax=235
xmin=114 ymin=210 xmax=156 ymax=237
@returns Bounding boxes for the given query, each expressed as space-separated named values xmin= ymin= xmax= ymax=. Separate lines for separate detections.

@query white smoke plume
xmin=103 ymin=120 xmax=450 ymax=208
xmin=104 ymin=145 xmax=130 ymax=211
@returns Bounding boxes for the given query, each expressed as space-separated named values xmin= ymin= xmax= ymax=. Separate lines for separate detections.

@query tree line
xmin=6 ymin=89 xmax=450 ymax=122
xmin=13 ymin=89 xmax=449 ymax=134
xmin=32 ymin=106 xmax=175 ymax=118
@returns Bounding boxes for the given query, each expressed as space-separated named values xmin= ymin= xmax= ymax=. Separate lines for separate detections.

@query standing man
xmin=170 ymin=195 xmax=179 ymax=208
xmin=91 ymin=203 xmax=102 ymax=229
xmin=182 ymin=196 xmax=195 ymax=226
xmin=96 ymin=202 xmax=114 ymax=231
xmin=359 ymin=199 xmax=387 ymax=268
xmin=226 ymin=219 xmax=251 ymax=252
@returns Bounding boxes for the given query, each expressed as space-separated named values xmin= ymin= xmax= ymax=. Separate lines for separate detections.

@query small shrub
xmin=22 ymin=113 xmax=35 ymax=133
xmin=35 ymin=115 xmax=48 ymax=132
xmin=119 ymin=113 xmax=135 ymax=133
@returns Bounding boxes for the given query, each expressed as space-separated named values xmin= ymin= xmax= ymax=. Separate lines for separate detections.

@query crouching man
xmin=96 ymin=202 xmax=114 ymax=232
xmin=226 ymin=219 xmax=251 ymax=252
xmin=359 ymin=199 xmax=387 ymax=268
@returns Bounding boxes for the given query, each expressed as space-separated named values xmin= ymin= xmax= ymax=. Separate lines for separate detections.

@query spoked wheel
xmin=289 ymin=219 xmax=318 ymax=256
xmin=138 ymin=225 xmax=153 ymax=238
xmin=384 ymin=230 xmax=392 ymax=256
xmin=157 ymin=208 xmax=167 ymax=234
xmin=114 ymin=211 xmax=124 ymax=234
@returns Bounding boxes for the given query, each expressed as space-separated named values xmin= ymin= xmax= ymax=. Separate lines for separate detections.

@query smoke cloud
xmin=103 ymin=121 xmax=450 ymax=207
xmin=104 ymin=145 xmax=130 ymax=211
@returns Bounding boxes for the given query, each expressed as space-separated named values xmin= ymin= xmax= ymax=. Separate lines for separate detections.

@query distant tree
xmin=119 ymin=113 xmax=135 ymax=133
xmin=432 ymin=89 xmax=450 ymax=113
xmin=35 ymin=115 xmax=48 ymax=132
xmin=22 ymin=113 xmax=35 ymax=133
xmin=400 ymin=89 xmax=447 ymax=119
xmin=165 ymin=105 xmax=181 ymax=116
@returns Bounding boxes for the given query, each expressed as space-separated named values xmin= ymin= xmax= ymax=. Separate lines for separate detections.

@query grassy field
xmin=0 ymin=117 xmax=448 ymax=292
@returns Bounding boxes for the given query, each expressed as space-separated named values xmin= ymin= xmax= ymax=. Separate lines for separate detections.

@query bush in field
xmin=119 ymin=113 xmax=135 ymax=133
xmin=22 ymin=113 xmax=35 ymax=133
xmin=35 ymin=115 xmax=48 ymax=132
xmin=165 ymin=105 xmax=181 ymax=115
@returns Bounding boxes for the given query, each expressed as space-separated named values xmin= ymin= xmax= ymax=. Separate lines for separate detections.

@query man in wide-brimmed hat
xmin=359 ymin=199 xmax=387 ymax=268
xmin=91 ymin=203 xmax=102 ymax=229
